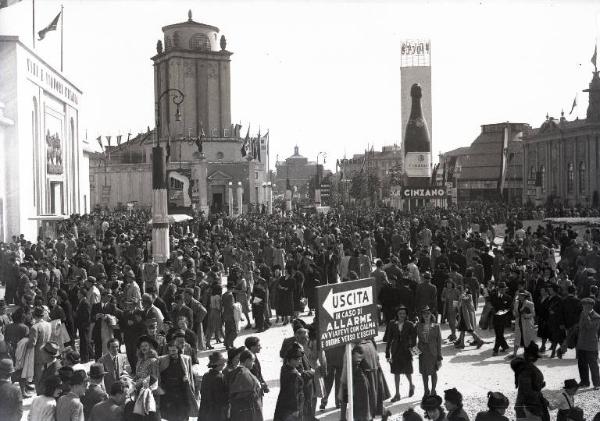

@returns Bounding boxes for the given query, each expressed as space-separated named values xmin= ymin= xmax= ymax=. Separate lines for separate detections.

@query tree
xmin=350 ymin=170 xmax=381 ymax=202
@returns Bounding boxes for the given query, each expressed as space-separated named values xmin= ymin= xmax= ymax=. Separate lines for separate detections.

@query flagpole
xmin=32 ymin=0 xmax=35 ymax=48
xmin=60 ymin=4 xmax=64 ymax=72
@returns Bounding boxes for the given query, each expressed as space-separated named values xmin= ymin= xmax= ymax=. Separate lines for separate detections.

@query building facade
xmin=522 ymin=70 xmax=600 ymax=207
xmin=0 ymin=36 xmax=90 ymax=242
xmin=274 ymin=146 xmax=324 ymax=199
xmin=89 ymin=12 xmax=270 ymax=215
xmin=438 ymin=122 xmax=527 ymax=205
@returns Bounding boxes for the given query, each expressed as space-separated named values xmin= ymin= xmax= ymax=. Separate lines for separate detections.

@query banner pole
xmin=346 ymin=343 xmax=353 ymax=421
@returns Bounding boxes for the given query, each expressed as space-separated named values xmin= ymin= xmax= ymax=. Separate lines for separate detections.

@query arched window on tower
xmin=189 ymin=33 xmax=210 ymax=51
xmin=567 ymin=162 xmax=574 ymax=193
xmin=540 ymin=165 xmax=546 ymax=194
xmin=579 ymin=162 xmax=586 ymax=194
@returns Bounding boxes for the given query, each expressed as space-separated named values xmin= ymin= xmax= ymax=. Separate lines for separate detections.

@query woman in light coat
xmin=512 ymin=290 xmax=536 ymax=358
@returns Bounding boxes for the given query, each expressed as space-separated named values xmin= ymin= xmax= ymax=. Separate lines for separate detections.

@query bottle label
xmin=404 ymin=152 xmax=431 ymax=177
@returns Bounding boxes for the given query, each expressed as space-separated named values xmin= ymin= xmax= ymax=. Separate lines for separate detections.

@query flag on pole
xmin=569 ymin=94 xmax=577 ymax=115
xmin=195 ymin=122 xmax=205 ymax=154
xmin=96 ymin=136 xmax=103 ymax=151
xmin=127 ymin=133 xmax=132 ymax=142
xmin=241 ymin=125 xmax=250 ymax=157
xmin=106 ymin=135 xmax=111 ymax=147
xmin=359 ymin=150 xmax=367 ymax=173
xmin=592 ymin=43 xmax=598 ymax=69
xmin=256 ymin=128 xmax=261 ymax=162
xmin=38 ymin=10 xmax=61 ymax=40
xmin=116 ymin=135 xmax=122 ymax=146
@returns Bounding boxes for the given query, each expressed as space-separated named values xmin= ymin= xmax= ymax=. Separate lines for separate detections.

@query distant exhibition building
xmin=90 ymin=12 xmax=270 ymax=215
xmin=522 ymin=67 xmax=600 ymax=207
xmin=0 ymin=2 xmax=91 ymax=242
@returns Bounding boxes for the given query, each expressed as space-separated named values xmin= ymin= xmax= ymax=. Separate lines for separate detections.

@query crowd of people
xmin=0 ymin=203 xmax=598 ymax=421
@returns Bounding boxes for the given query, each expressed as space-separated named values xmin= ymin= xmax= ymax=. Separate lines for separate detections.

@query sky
xmin=2 ymin=0 xmax=600 ymax=171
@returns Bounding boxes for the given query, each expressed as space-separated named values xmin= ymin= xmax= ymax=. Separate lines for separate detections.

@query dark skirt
xmin=389 ymin=350 xmax=413 ymax=375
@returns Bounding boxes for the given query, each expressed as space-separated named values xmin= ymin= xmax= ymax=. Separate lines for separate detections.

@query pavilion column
xmin=227 ymin=182 xmax=233 ymax=216
xmin=236 ymin=181 xmax=243 ymax=215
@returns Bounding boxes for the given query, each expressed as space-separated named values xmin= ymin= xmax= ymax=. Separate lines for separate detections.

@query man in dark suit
xmin=75 ymin=288 xmax=92 ymax=363
xmin=88 ymin=381 xmax=127 ymax=421
xmin=37 ymin=341 xmax=62 ymax=395
xmin=0 ymin=359 xmax=23 ymax=421
xmin=414 ymin=272 xmax=438 ymax=320
xmin=490 ymin=282 xmax=513 ymax=356
xmin=279 ymin=325 xmax=309 ymax=359
xmin=82 ymin=363 xmax=108 ymax=419
xmin=91 ymin=292 xmax=122 ymax=359
xmin=97 ymin=338 xmax=130 ymax=393
xmin=245 ymin=336 xmax=269 ymax=394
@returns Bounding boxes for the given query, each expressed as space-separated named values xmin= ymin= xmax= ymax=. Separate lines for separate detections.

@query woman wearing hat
xmin=417 ymin=305 xmax=442 ymax=397
xmin=385 ymin=305 xmax=417 ymax=402
xmin=510 ymin=342 xmax=549 ymax=421
xmin=454 ymin=286 xmax=484 ymax=349
xmin=274 ymin=344 xmax=305 ymax=421
xmin=474 ymin=392 xmax=509 ymax=421
xmin=198 ymin=352 xmax=228 ymax=421
xmin=133 ymin=334 xmax=160 ymax=421
xmin=158 ymin=340 xmax=198 ymax=421
xmin=512 ymin=288 xmax=536 ymax=359
xmin=421 ymin=394 xmax=446 ymax=421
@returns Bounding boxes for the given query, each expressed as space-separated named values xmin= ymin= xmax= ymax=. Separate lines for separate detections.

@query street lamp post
xmin=267 ymin=182 xmax=273 ymax=215
xmin=315 ymin=152 xmax=326 ymax=207
xmin=152 ymin=88 xmax=184 ymax=264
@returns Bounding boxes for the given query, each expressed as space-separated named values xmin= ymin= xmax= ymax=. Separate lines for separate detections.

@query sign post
xmin=316 ymin=278 xmax=379 ymax=421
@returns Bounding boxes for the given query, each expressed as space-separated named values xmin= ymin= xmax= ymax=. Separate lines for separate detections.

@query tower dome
xmin=162 ymin=10 xmax=222 ymax=52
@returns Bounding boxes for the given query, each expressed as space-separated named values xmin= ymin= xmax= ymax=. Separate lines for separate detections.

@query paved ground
xmin=7 ymin=222 xmax=593 ymax=420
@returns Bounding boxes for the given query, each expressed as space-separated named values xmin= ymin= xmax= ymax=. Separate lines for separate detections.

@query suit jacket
xmin=56 ymin=392 xmax=84 ymax=421
xmin=250 ymin=355 xmax=266 ymax=387
xmin=82 ymin=383 xmax=108 ymax=420
xmin=576 ymin=309 xmax=600 ymax=351
xmin=75 ymin=298 xmax=91 ymax=330
xmin=97 ymin=352 xmax=130 ymax=392
xmin=91 ymin=302 xmax=121 ymax=341
xmin=88 ymin=398 xmax=123 ymax=421
xmin=0 ymin=379 xmax=23 ymax=421
xmin=158 ymin=353 xmax=198 ymax=415
xmin=490 ymin=291 xmax=513 ymax=326
xmin=30 ymin=320 xmax=52 ymax=360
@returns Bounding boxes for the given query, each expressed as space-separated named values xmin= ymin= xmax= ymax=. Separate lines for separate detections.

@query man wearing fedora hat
xmin=82 ymin=363 xmax=108 ymax=419
xmin=198 ymin=351 xmax=228 ymax=421
xmin=0 ymin=358 xmax=22 ymax=421
xmin=490 ymin=282 xmax=512 ymax=356
xmin=553 ymin=379 xmax=579 ymax=421
xmin=37 ymin=341 xmax=61 ymax=394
